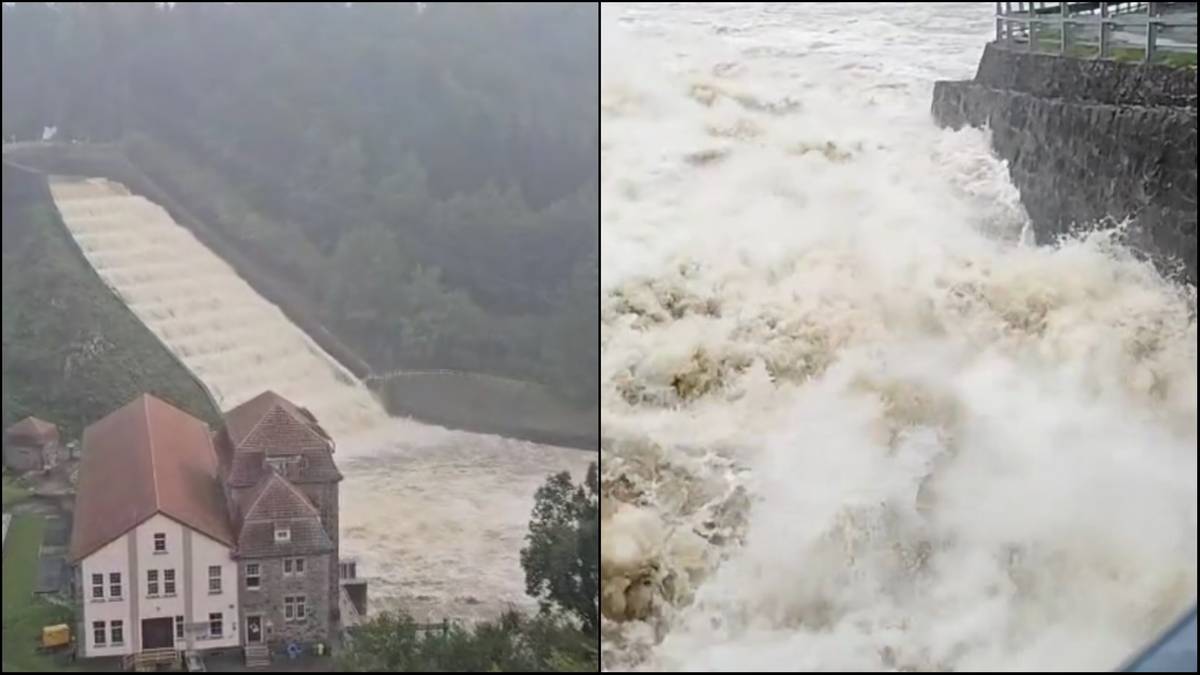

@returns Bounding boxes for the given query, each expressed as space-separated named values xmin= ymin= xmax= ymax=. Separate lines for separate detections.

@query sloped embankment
xmin=1 ymin=161 xmax=219 ymax=440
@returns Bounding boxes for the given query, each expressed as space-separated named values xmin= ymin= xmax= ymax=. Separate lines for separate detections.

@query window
xmin=246 ymin=563 xmax=261 ymax=590
xmin=93 ymin=621 xmax=106 ymax=646
xmin=295 ymin=558 xmax=305 ymax=574
xmin=284 ymin=557 xmax=304 ymax=575
xmin=110 ymin=620 xmax=124 ymax=646
xmin=266 ymin=455 xmax=300 ymax=475
xmin=209 ymin=613 xmax=223 ymax=638
xmin=340 ymin=560 xmax=357 ymax=580
xmin=274 ymin=526 xmax=291 ymax=543
xmin=284 ymin=595 xmax=306 ymax=622
xmin=164 ymin=569 xmax=176 ymax=596
xmin=153 ymin=532 xmax=166 ymax=553
xmin=147 ymin=569 xmax=159 ymax=596
xmin=176 ymin=616 xmax=184 ymax=640
xmin=208 ymin=566 xmax=221 ymax=594
xmin=91 ymin=573 xmax=104 ymax=599
xmin=109 ymin=572 xmax=122 ymax=599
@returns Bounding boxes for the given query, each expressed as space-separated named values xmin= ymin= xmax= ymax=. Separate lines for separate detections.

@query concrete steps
xmin=244 ymin=644 xmax=270 ymax=668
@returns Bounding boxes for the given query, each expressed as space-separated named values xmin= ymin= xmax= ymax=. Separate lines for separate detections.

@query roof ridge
xmin=243 ymin=472 xmax=280 ymax=522
xmin=145 ymin=395 xmax=162 ymax=511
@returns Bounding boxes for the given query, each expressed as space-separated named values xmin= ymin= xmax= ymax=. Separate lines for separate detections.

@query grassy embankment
xmin=2 ymin=160 xmax=220 ymax=441
xmin=1 ymin=514 xmax=77 ymax=672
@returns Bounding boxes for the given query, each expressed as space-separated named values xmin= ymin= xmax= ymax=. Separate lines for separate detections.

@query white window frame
xmin=153 ymin=532 xmax=166 ymax=554
xmin=246 ymin=563 xmax=261 ymax=590
xmin=91 ymin=573 xmax=104 ymax=600
xmin=175 ymin=615 xmax=184 ymax=640
xmin=109 ymin=572 xmax=122 ymax=599
xmin=208 ymin=565 xmax=222 ymax=594
xmin=209 ymin=612 xmax=223 ymax=638
xmin=284 ymin=595 xmax=307 ymax=623
xmin=274 ymin=526 xmax=291 ymax=543
xmin=164 ymin=568 xmax=176 ymax=596
xmin=93 ymin=620 xmax=106 ymax=646
xmin=147 ymin=569 xmax=159 ymax=597
xmin=110 ymin=620 xmax=124 ymax=646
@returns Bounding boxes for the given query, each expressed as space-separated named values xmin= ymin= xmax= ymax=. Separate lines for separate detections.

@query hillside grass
xmin=2 ymin=473 xmax=30 ymax=508
xmin=1 ymin=514 xmax=79 ymax=673
xmin=2 ymin=162 xmax=220 ymax=441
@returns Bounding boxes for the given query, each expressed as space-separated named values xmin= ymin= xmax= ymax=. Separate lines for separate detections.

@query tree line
xmin=2 ymin=2 xmax=599 ymax=405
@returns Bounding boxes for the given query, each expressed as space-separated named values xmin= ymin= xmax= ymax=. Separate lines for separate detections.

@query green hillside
xmin=1 ymin=162 xmax=219 ymax=441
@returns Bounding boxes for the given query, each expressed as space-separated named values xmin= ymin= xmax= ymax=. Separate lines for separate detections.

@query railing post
xmin=1099 ymin=1 xmax=1109 ymax=58
xmin=1059 ymin=2 xmax=1067 ymax=55
xmin=1144 ymin=2 xmax=1156 ymax=62
xmin=1005 ymin=2 xmax=1012 ymax=43
xmin=996 ymin=1 xmax=1003 ymax=41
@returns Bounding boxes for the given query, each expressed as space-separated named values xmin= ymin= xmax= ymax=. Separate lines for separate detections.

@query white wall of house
xmin=138 ymin=513 xmax=186 ymax=639
xmin=78 ymin=513 xmax=240 ymax=657
xmin=79 ymin=534 xmax=133 ymax=657
xmin=187 ymin=526 xmax=240 ymax=650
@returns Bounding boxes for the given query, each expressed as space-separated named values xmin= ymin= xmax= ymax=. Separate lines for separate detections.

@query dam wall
xmin=932 ymin=41 xmax=1197 ymax=285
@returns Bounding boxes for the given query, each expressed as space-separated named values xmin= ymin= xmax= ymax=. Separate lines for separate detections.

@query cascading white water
xmin=48 ymin=176 xmax=595 ymax=622
xmin=601 ymin=3 xmax=1196 ymax=672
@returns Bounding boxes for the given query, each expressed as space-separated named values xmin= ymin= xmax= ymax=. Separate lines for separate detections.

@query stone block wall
xmin=932 ymin=42 xmax=1197 ymax=285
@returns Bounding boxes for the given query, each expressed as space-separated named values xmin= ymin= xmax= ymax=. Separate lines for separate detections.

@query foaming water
xmin=49 ymin=176 xmax=594 ymax=622
xmin=601 ymin=3 xmax=1196 ymax=671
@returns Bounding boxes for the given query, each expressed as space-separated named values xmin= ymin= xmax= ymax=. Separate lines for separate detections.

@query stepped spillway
xmin=49 ymin=175 xmax=594 ymax=621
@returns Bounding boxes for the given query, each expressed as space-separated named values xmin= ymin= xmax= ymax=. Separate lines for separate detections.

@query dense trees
xmin=2 ymin=2 xmax=598 ymax=405
xmin=521 ymin=463 xmax=600 ymax=633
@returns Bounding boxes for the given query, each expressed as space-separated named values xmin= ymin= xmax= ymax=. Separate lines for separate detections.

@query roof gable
xmin=223 ymin=391 xmax=332 ymax=453
xmin=5 ymin=416 xmax=58 ymax=443
xmin=70 ymin=395 xmax=234 ymax=562
xmin=241 ymin=472 xmax=320 ymax=523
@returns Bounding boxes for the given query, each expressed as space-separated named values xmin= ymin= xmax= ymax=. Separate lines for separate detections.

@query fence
xmin=995 ymin=2 xmax=1198 ymax=62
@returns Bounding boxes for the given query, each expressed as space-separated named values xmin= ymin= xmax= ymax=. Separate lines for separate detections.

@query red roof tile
xmin=69 ymin=395 xmax=234 ymax=562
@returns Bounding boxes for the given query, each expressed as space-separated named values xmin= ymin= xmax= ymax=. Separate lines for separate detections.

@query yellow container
xmin=42 ymin=624 xmax=70 ymax=648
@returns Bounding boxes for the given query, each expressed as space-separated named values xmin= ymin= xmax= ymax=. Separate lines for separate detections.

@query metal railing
xmin=121 ymin=647 xmax=180 ymax=671
xmin=995 ymin=2 xmax=1198 ymax=62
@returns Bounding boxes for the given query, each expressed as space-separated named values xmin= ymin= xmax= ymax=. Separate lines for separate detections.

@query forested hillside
xmin=2 ymin=2 xmax=598 ymax=405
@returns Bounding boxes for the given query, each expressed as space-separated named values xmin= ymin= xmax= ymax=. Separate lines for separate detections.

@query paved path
xmin=2 ymin=512 xmax=11 ymax=548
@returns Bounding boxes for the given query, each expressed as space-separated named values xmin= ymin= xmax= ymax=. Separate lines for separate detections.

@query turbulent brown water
xmin=601 ymin=3 xmax=1197 ymax=671
xmin=49 ymin=176 xmax=595 ymax=623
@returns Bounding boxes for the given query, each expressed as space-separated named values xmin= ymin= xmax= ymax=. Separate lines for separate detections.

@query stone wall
xmin=237 ymin=554 xmax=333 ymax=652
xmin=297 ymin=480 xmax=340 ymax=628
xmin=932 ymin=42 xmax=1197 ymax=285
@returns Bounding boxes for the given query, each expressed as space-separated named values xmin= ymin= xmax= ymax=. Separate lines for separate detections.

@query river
xmin=600 ymin=3 xmax=1197 ymax=671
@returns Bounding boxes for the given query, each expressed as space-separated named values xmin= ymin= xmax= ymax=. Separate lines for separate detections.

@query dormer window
xmin=274 ymin=526 xmax=291 ymax=543
xmin=265 ymin=455 xmax=302 ymax=475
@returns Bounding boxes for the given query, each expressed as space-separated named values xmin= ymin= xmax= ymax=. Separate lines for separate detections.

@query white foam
xmin=601 ymin=3 xmax=1197 ymax=671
